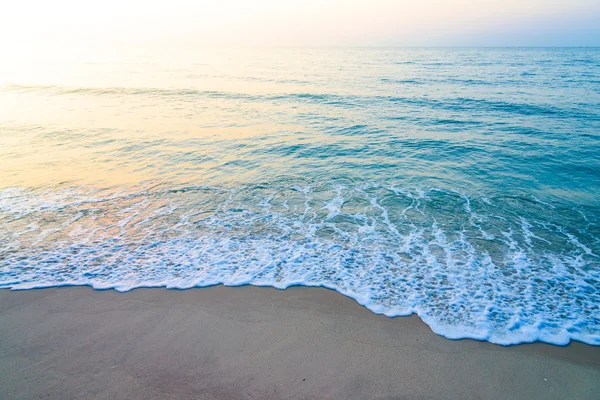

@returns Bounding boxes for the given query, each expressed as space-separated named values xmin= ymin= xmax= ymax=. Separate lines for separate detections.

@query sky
xmin=1 ymin=0 xmax=599 ymax=53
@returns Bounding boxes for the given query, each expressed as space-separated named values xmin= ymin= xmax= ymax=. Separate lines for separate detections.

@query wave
xmin=1 ymin=182 xmax=598 ymax=346
xmin=5 ymin=83 xmax=596 ymax=121
xmin=1 ymin=84 xmax=257 ymax=99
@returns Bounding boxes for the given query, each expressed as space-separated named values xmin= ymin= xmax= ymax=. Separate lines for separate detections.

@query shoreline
xmin=4 ymin=282 xmax=596 ymax=347
xmin=1 ymin=285 xmax=599 ymax=399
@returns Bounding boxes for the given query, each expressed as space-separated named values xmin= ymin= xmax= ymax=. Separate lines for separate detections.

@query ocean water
xmin=1 ymin=47 xmax=599 ymax=345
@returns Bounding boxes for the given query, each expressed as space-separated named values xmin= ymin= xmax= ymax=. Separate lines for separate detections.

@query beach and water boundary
xmin=1 ymin=285 xmax=599 ymax=400
xmin=2 ymin=47 xmax=600 ymax=399
xmin=2 ymin=48 xmax=600 ymax=348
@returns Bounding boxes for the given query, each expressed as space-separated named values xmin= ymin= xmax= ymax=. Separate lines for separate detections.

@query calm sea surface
xmin=1 ymin=48 xmax=599 ymax=345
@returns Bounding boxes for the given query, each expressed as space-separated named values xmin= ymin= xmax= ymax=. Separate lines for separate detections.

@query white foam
xmin=1 ymin=183 xmax=599 ymax=346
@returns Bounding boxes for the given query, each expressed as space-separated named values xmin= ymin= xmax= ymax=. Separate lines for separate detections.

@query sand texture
xmin=1 ymin=286 xmax=599 ymax=399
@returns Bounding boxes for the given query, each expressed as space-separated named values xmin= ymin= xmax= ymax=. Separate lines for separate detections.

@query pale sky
xmin=1 ymin=0 xmax=599 ymax=52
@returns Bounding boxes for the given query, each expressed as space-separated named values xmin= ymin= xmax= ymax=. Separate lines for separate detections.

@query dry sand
xmin=1 ymin=285 xmax=599 ymax=399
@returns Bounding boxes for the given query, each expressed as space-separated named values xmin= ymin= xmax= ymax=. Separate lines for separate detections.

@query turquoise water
xmin=1 ymin=48 xmax=599 ymax=345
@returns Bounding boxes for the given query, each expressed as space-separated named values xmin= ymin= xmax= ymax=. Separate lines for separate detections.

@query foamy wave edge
xmin=2 ymin=184 xmax=598 ymax=347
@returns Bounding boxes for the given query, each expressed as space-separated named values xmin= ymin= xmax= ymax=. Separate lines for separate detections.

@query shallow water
xmin=1 ymin=47 xmax=599 ymax=345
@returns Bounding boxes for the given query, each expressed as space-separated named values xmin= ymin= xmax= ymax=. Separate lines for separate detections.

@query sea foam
xmin=1 ymin=183 xmax=598 ymax=346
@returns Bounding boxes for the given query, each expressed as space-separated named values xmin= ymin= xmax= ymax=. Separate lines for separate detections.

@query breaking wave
xmin=1 ymin=182 xmax=598 ymax=346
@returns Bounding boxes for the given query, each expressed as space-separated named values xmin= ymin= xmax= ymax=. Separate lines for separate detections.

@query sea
xmin=1 ymin=47 xmax=599 ymax=345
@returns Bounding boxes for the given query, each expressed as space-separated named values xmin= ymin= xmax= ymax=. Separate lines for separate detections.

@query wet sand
xmin=1 ymin=286 xmax=599 ymax=399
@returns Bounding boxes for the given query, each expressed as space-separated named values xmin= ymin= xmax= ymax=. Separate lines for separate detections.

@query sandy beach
xmin=0 ymin=286 xmax=598 ymax=399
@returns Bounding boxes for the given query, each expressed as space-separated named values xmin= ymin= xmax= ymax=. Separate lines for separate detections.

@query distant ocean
xmin=1 ymin=48 xmax=599 ymax=345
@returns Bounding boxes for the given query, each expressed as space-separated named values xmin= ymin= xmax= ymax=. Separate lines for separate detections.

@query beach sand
xmin=1 ymin=286 xmax=599 ymax=399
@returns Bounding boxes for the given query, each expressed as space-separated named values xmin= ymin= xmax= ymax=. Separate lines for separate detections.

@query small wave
xmin=381 ymin=78 xmax=423 ymax=85
xmin=1 ymin=84 xmax=359 ymax=107
xmin=4 ymin=83 xmax=596 ymax=121
xmin=1 ymin=182 xmax=598 ymax=346
xmin=1 ymin=83 xmax=258 ymax=99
